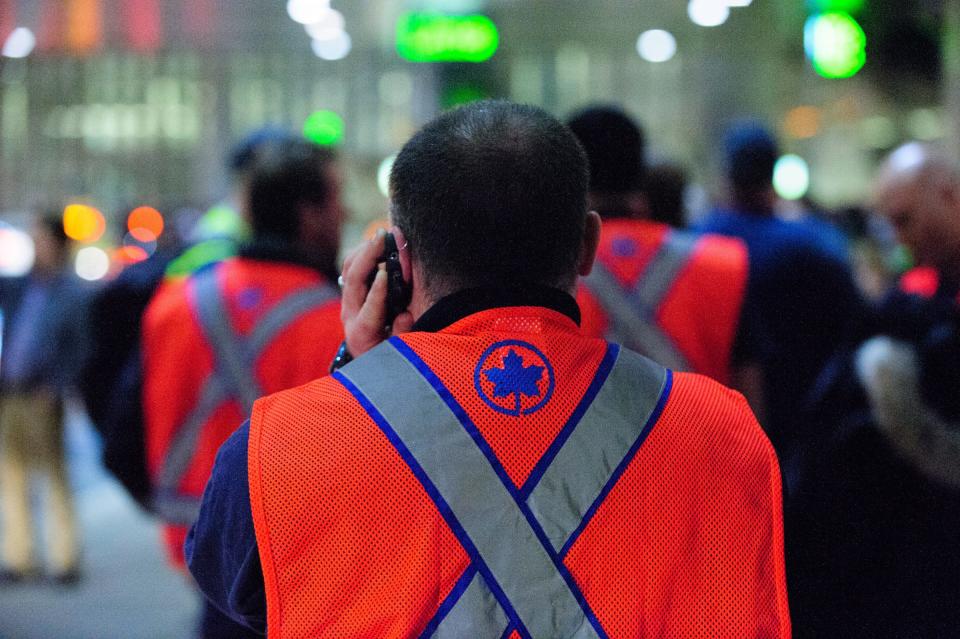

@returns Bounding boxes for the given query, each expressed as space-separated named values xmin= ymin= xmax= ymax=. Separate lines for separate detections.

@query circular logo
xmin=474 ymin=340 xmax=555 ymax=416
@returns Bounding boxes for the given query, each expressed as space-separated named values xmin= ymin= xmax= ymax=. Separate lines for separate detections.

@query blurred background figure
xmin=142 ymin=137 xmax=345 ymax=637
xmin=645 ymin=160 xmax=689 ymax=229
xmin=570 ymin=105 xmax=760 ymax=397
xmin=0 ymin=214 xmax=89 ymax=584
xmin=788 ymin=143 xmax=960 ymax=638
xmin=874 ymin=142 xmax=960 ymax=303
xmin=694 ymin=121 xmax=865 ymax=493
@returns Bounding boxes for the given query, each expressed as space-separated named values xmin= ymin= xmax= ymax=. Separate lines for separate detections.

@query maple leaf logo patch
xmin=474 ymin=340 xmax=555 ymax=416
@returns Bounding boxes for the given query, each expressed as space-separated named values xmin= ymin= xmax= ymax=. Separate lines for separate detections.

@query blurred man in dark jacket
xmin=0 ymin=214 xmax=89 ymax=583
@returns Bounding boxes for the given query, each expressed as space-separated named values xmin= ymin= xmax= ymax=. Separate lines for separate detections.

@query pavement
xmin=0 ymin=403 xmax=200 ymax=639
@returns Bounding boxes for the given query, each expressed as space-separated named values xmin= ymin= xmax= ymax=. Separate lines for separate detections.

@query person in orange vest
xmin=874 ymin=142 xmax=960 ymax=306
xmin=143 ymin=138 xmax=345 ymax=637
xmin=186 ymin=100 xmax=790 ymax=638
xmin=567 ymin=106 xmax=759 ymax=393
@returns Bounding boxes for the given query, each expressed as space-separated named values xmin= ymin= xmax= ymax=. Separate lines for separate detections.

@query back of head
xmin=390 ymin=100 xmax=589 ymax=297
xmin=246 ymin=138 xmax=336 ymax=242
xmin=566 ymin=105 xmax=646 ymax=197
xmin=723 ymin=120 xmax=778 ymax=204
xmin=32 ymin=211 xmax=70 ymax=273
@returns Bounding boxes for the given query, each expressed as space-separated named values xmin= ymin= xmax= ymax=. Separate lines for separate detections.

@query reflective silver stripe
xmin=156 ymin=375 xmax=228 ymax=497
xmin=155 ymin=277 xmax=338 ymax=525
xmin=585 ymin=263 xmax=690 ymax=371
xmin=527 ymin=348 xmax=667 ymax=553
xmin=245 ymin=284 xmax=338 ymax=358
xmin=340 ymin=343 xmax=601 ymax=639
xmin=192 ymin=268 xmax=262 ymax=413
xmin=633 ymin=231 xmax=698 ymax=312
xmin=151 ymin=491 xmax=201 ymax=526
xmin=584 ymin=231 xmax=697 ymax=371
xmin=434 ymin=571 xmax=510 ymax=639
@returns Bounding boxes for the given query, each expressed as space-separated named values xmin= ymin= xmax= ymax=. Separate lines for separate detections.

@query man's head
xmin=723 ymin=121 xmax=778 ymax=213
xmin=32 ymin=213 xmax=70 ymax=276
xmin=245 ymin=138 xmax=344 ymax=273
xmin=566 ymin=105 xmax=647 ymax=218
xmin=390 ymin=100 xmax=595 ymax=301
xmin=874 ymin=143 xmax=960 ymax=277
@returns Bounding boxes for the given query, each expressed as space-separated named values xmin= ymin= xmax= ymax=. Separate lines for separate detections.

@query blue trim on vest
xmin=332 ymin=369 xmax=531 ymax=639
xmin=418 ymin=564 xmax=478 ymax=639
xmin=519 ymin=343 xmax=619 ymax=500
xmin=389 ymin=337 xmax=609 ymax=639
xmin=558 ymin=368 xmax=674 ymax=559
xmin=499 ymin=624 xmax=515 ymax=639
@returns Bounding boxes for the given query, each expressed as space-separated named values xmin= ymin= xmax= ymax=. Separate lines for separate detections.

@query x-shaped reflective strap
xmin=153 ymin=267 xmax=338 ymax=525
xmin=336 ymin=338 xmax=669 ymax=639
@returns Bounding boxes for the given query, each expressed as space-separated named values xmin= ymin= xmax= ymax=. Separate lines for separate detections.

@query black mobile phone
xmin=366 ymin=232 xmax=411 ymax=326
xmin=330 ymin=232 xmax=412 ymax=373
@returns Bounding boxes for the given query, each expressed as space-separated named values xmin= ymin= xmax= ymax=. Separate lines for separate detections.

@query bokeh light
xmin=75 ymin=246 xmax=111 ymax=281
xmin=305 ymin=9 xmax=345 ymax=41
xmin=783 ymin=106 xmax=822 ymax=139
xmin=303 ymin=110 xmax=345 ymax=146
xmin=637 ymin=30 xmax=677 ymax=63
xmin=726 ymin=0 xmax=753 ymax=6
xmin=377 ymin=154 xmax=397 ymax=198
xmin=804 ymin=12 xmax=866 ymax=79
xmin=2 ymin=27 xmax=36 ymax=59
xmin=688 ymin=0 xmax=730 ymax=27
xmin=127 ymin=206 xmax=164 ymax=242
xmin=773 ymin=154 xmax=811 ymax=200
xmin=63 ymin=204 xmax=107 ymax=243
xmin=123 ymin=231 xmax=158 ymax=258
xmin=287 ymin=0 xmax=331 ymax=25
xmin=113 ymin=245 xmax=149 ymax=266
xmin=311 ymin=31 xmax=352 ymax=60
xmin=0 ymin=225 xmax=35 ymax=277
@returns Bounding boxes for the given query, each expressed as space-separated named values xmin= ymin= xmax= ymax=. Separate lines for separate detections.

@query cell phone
xmin=366 ymin=232 xmax=412 ymax=326
xmin=330 ymin=232 xmax=412 ymax=373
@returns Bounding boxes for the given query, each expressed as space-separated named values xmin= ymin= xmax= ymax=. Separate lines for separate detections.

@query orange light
xmin=127 ymin=206 xmax=164 ymax=242
xmin=113 ymin=245 xmax=148 ymax=265
xmin=783 ymin=106 xmax=822 ymax=140
xmin=66 ymin=0 xmax=103 ymax=54
xmin=362 ymin=218 xmax=391 ymax=241
xmin=63 ymin=204 xmax=106 ymax=243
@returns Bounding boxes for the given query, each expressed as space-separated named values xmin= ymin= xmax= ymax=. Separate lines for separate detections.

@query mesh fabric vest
xmin=249 ymin=307 xmax=790 ymax=638
xmin=143 ymin=257 xmax=342 ymax=565
xmin=578 ymin=219 xmax=749 ymax=385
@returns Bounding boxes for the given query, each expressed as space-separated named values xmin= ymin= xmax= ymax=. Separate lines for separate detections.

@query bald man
xmin=874 ymin=143 xmax=960 ymax=302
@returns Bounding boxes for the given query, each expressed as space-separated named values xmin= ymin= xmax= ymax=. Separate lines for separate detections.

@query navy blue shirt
xmin=185 ymin=285 xmax=581 ymax=635
xmin=695 ymin=208 xmax=865 ymax=492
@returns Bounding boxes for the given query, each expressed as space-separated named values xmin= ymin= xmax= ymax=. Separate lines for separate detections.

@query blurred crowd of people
xmin=0 ymin=99 xmax=958 ymax=638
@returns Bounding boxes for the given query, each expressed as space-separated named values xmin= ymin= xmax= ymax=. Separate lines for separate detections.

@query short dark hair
xmin=723 ymin=120 xmax=778 ymax=195
xmin=246 ymin=139 xmax=336 ymax=241
xmin=566 ymin=105 xmax=646 ymax=194
xmin=390 ymin=100 xmax=589 ymax=296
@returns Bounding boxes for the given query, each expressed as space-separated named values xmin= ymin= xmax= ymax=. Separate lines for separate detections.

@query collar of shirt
xmin=411 ymin=284 xmax=580 ymax=334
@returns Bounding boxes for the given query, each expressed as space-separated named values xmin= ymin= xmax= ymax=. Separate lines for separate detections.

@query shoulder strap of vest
xmin=190 ymin=266 xmax=263 ymax=414
xmin=153 ymin=276 xmax=338 ymax=525
xmin=584 ymin=231 xmax=697 ymax=371
xmin=334 ymin=338 xmax=670 ymax=639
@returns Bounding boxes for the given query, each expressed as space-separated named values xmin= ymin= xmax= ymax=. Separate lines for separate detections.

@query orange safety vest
xmin=577 ymin=219 xmax=749 ymax=385
xmin=249 ymin=307 xmax=790 ymax=638
xmin=143 ymin=257 xmax=341 ymax=565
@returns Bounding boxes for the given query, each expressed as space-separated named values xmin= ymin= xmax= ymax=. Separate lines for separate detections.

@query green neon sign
xmin=303 ymin=110 xmax=345 ymax=146
xmin=806 ymin=0 xmax=865 ymax=14
xmin=804 ymin=12 xmax=866 ymax=79
xmin=396 ymin=13 xmax=499 ymax=63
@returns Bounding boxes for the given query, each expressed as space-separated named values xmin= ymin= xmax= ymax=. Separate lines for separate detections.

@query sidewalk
xmin=0 ymin=404 xmax=199 ymax=639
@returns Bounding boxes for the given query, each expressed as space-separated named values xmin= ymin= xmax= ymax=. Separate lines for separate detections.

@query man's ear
xmin=577 ymin=211 xmax=602 ymax=277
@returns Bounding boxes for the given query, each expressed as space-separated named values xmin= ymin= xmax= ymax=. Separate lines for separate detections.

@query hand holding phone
xmin=333 ymin=230 xmax=414 ymax=370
